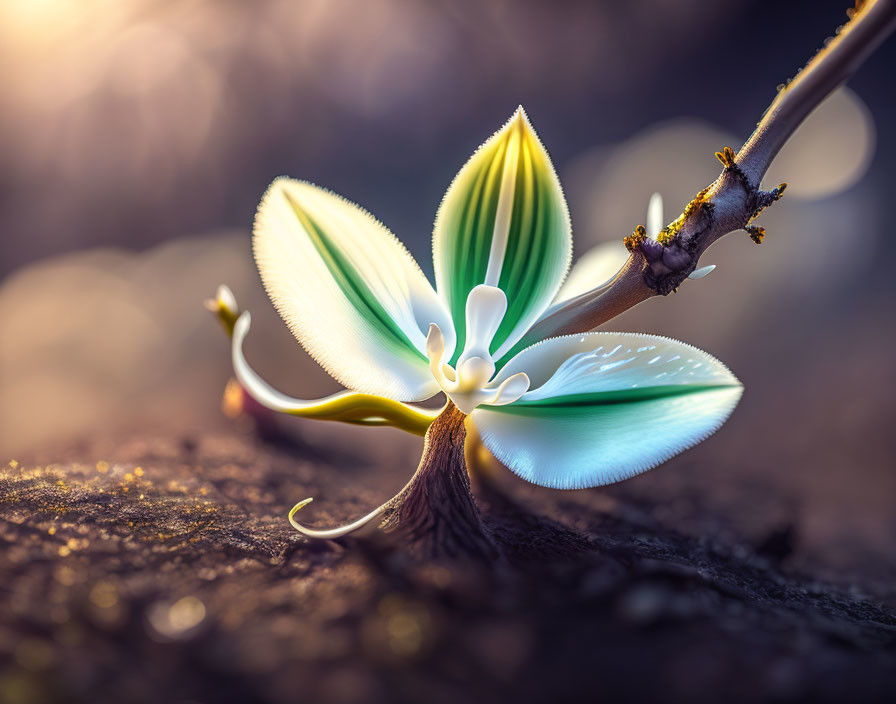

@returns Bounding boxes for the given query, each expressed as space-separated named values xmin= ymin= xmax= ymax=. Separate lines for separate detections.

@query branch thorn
xmin=745 ymin=225 xmax=766 ymax=244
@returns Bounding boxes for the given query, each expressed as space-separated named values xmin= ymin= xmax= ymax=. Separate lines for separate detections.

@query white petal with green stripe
xmin=472 ymin=333 xmax=743 ymax=489
xmin=433 ymin=107 xmax=572 ymax=366
xmin=254 ymin=178 xmax=455 ymax=402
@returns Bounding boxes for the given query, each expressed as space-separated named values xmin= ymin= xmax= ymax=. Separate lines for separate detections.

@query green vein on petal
xmin=490 ymin=384 xmax=741 ymax=412
xmin=283 ymin=191 xmax=424 ymax=363
xmin=433 ymin=107 xmax=572 ymax=367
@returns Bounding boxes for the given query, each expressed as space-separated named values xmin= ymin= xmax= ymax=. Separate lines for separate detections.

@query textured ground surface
xmin=1 ymin=430 xmax=895 ymax=704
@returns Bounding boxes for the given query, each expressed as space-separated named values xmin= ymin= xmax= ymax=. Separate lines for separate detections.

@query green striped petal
xmin=433 ymin=107 xmax=572 ymax=366
xmin=254 ymin=178 xmax=455 ymax=402
xmin=472 ymin=333 xmax=743 ymax=489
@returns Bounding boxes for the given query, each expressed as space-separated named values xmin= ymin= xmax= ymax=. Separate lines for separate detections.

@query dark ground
xmin=1 ymin=428 xmax=895 ymax=704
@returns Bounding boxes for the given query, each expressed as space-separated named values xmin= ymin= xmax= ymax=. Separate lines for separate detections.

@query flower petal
xmin=689 ymin=264 xmax=716 ymax=280
xmin=254 ymin=177 xmax=455 ymax=401
xmin=472 ymin=333 xmax=742 ymax=489
xmin=231 ymin=312 xmax=439 ymax=435
xmin=433 ymin=107 xmax=571 ymax=364
xmin=550 ymin=241 xmax=630 ymax=307
xmin=646 ymin=192 xmax=664 ymax=239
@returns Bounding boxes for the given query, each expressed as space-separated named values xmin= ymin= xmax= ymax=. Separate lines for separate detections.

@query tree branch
xmin=526 ymin=0 xmax=896 ymax=343
xmin=740 ymin=0 xmax=896 ymax=183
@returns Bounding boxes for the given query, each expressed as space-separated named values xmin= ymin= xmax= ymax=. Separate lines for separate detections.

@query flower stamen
xmin=426 ymin=284 xmax=529 ymax=413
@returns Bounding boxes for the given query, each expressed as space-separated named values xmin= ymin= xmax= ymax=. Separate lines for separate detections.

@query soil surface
xmin=1 ymin=430 xmax=895 ymax=704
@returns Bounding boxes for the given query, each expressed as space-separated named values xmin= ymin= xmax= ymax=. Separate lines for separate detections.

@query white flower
xmin=221 ymin=107 xmax=742 ymax=498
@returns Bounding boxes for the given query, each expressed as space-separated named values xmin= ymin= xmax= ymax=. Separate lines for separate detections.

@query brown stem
xmin=380 ymin=403 xmax=500 ymax=562
xmin=532 ymin=0 xmax=896 ymax=340
xmin=740 ymin=0 xmax=896 ymax=184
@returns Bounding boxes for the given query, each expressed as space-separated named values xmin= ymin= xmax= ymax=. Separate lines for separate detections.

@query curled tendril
xmin=288 ymin=496 xmax=389 ymax=540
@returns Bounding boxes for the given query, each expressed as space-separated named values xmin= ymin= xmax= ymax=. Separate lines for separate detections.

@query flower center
xmin=426 ymin=285 xmax=530 ymax=414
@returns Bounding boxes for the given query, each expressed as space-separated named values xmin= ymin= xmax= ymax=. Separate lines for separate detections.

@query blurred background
xmin=1 ymin=0 xmax=894 ymax=580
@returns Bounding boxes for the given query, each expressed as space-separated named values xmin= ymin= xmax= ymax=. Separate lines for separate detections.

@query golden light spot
xmin=57 ymin=546 xmax=70 ymax=557
xmin=90 ymin=581 xmax=119 ymax=609
xmin=8 ymin=460 xmax=18 ymax=469
xmin=55 ymin=565 xmax=75 ymax=586
xmin=134 ymin=467 xmax=144 ymax=477
xmin=47 ymin=526 xmax=56 ymax=535
xmin=222 ymin=377 xmax=245 ymax=418
xmin=66 ymin=538 xmax=79 ymax=550
xmin=124 ymin=473 xmax=134 ymax=482
xmin=96 ymin=461 xmax=109 ymax=474
xmin=147 ymin=596 xmax=206 ymax=639
xmin=386 ymin=612 xmax=424 ymax=656
xmin=376 ymin=595 xmax=431 ymax=657
xmin=767 ymin=86 xmax=875 ymax=200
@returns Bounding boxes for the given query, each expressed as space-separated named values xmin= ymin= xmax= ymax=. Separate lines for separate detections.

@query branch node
xmin=716 ymin=144 xmax=788 ymax=244
xmin=743 ymin=181 xmax=787 ymax=242
xmin=754 ymin=182 xmax=788 ymax=211
xmin=716 ymin=145 xmax=755 ymax=192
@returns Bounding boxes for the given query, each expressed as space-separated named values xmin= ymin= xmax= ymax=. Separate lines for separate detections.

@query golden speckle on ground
xmin=8 ymin=460 xmax=19 ymax=469
xmin=96 ymin=461 xmax=110 ymax=473
xmin=124 ymin=473 xmax=135 ymax=482
xmin=48 ymin=526 xmax=56 ymax=535
xmin=134 ymin=467 xmax=144 ymax=477
xmin=57 ymin=546 xmax=71 ymax=557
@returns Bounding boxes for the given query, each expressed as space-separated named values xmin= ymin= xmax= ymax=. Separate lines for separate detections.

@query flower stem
xmin=381 ymin=403 xmax=500 ymax=562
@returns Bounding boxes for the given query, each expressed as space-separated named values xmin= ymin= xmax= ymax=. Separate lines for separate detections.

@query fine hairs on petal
xmin=474 ymin=385 xmax=743 ymax=490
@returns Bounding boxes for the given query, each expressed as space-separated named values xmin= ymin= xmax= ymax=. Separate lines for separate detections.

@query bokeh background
xmin=1 ymin=0 xmax=894 ymax=583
